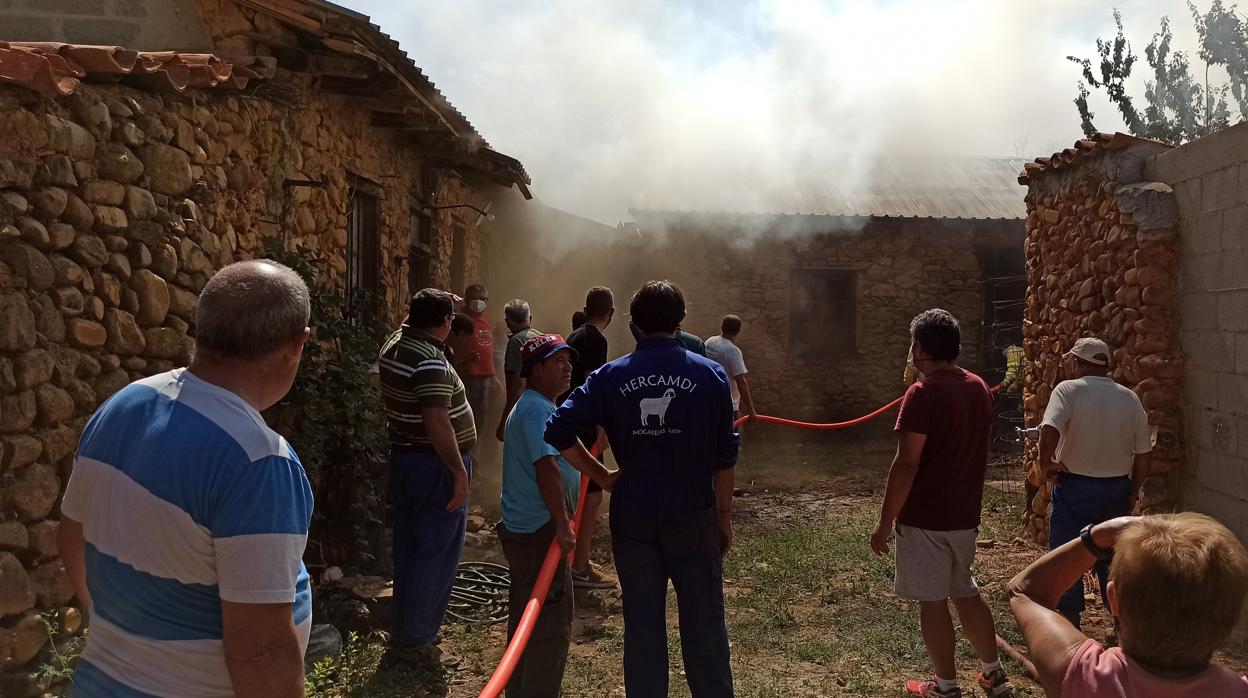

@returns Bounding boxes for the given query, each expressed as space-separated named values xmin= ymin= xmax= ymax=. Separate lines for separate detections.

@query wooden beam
xmin=369 ymin=113 xmax=444 ymax=131
xmin=422 ymin=146 xmax=524 ymax=188
xmin=318 ymin=74 xmax=399 ymax=97
xmin=358 ymin=96 xmax=413 ymax=114
xmin=306 ymin=53 xmax=376 ymax=79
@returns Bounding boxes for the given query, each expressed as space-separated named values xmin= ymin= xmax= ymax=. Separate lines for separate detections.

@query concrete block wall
xmin=0 ymin=0 xmax=212 ymax=50
xmin=1148 ymin=121 xmax=1248 ymax=542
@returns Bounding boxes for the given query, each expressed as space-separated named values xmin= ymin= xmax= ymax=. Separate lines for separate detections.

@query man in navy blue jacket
xmin=546 ymin=280 xmax=740 ymax=698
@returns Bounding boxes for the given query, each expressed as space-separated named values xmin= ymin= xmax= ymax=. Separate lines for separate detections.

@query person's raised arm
xmin=535 ymin=456 xmax=575 ymax=554
xmin=546 ymin=371 xmax=603 ymax=454
xmin=424 ymin=405 xmax=470 ymax=511
xmin=559 ymin=440 xmax=616 ymax=490
xmin=1008 ymin=516 xmax=1139 ymax=696
xmin=548 ymin=372 xmax=618 ymax=489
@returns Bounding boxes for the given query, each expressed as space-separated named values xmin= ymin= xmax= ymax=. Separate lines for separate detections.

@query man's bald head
xmin=195 ymin=260 xmax=311 ymax=360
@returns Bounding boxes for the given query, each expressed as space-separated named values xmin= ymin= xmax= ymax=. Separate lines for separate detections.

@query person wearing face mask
xmin=453 ymin=284 xmax=499 ymax=445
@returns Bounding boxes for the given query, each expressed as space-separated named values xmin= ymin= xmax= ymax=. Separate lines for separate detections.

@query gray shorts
xmin=894 ymin=524 xmax=980 ymax=602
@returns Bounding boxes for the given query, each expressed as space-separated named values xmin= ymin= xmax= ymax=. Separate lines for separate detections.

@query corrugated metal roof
xmin=0 ymin=41 xmax=272 ymax=95
xmin=632 ymin=156 xmax=1029 ymax=220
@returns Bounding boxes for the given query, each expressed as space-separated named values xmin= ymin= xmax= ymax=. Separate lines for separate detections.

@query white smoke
xmin=353 ymin=0 xmax=1198 ymax=223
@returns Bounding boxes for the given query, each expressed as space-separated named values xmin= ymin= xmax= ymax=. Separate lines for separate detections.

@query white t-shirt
xmin=1041 ymin=376 xmax=1152 ymax=477
xmin=706 ymin=335 xmax=747 ymax=409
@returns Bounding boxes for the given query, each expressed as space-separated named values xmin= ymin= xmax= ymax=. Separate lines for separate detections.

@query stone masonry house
xmin=491 ymin=157 xmax=1026 ymax=423
xmin=0 ymin=0 xmax=529 ymax=687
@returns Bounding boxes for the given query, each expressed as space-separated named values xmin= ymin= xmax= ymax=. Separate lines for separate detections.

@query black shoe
xmin=391 ymin=642 xmax=461 ymax=669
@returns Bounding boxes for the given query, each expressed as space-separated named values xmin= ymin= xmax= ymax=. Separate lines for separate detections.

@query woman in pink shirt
xmin=1009 ymin=513 xmax=1248 ymax=697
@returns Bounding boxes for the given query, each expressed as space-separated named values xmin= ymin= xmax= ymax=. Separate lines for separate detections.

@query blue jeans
xmin=1048 ymin=472 xmax=1131 ymax=626
xmin=610 ymin=504 xmax=733 ymax=698
xmin=390 ymin=448 xmax=470 ymax=645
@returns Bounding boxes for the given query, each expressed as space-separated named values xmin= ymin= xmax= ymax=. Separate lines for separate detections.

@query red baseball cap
xmin=520 ymin=333 xmax=577 ymax=377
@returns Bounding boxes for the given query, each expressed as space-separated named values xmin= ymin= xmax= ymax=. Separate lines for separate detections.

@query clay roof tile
xmin=0 ymin=41 xmax=267 ymax=96
xmin=1017 ymin=132 xmax=1174 ymax=185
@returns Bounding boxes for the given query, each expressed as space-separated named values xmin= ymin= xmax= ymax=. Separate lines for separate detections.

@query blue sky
xmin=349 ymin=0 xmax=1200 ymax=222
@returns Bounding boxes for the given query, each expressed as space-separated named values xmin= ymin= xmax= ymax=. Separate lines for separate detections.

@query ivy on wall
xmin=263 ymin=239 xmax=391 ymax=576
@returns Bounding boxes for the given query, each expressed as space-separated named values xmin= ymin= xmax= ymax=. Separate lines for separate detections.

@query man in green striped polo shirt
xmin=379 ymin=288 xmax=476 ymax=668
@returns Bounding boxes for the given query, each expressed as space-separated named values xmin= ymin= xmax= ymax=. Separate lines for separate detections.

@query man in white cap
xmin=1038 ymin=336 xmax=1153 ymax=628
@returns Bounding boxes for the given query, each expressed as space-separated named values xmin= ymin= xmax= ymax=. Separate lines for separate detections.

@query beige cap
xmin=1066 ymin=337 xmax=1111 ymax=366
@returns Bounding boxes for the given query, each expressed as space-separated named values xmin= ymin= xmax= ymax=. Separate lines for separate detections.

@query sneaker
xmin=976 ymin=669 xmax=1013 ymax=697
xmin=391 ymin=642 xmax=461 ymax=669
xmin=571 ymin=561 xmax=618 ymax=589
xmin=905 ymin=678 xmax=962 ymax=698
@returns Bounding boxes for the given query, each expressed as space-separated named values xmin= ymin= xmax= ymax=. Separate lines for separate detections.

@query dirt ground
xmin=307 ymin=431 xmax=1248 ymax=697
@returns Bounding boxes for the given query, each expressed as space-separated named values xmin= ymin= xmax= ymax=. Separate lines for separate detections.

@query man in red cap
xmin=1038 ymin=336 xmax=1153 ymax=629
xmin=498 ymin=333 xmax=618 ymax=697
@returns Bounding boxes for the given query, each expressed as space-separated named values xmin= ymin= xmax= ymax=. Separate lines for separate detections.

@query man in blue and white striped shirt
xmin=58 ymin=260 xmax=315 ymax=697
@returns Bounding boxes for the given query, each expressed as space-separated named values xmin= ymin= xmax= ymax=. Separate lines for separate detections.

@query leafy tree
xmin=1069 ymin=2 xmax=1248 ymax=143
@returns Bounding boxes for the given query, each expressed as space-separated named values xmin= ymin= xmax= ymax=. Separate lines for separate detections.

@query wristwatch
xmin=1079 ymin=524 xmax=1112 ymax=560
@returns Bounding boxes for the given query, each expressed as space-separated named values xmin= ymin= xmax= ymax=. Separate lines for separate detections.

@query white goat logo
xmin=639 ymin=388 xmax=676 ymax=426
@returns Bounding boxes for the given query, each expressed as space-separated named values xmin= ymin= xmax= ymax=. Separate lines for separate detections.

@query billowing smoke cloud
xmin=354 ymin=0 xmax=1195 ymax=223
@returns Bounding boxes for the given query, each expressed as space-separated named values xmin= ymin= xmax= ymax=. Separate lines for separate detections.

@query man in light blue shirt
xmin=498 ymin=333 xmax=616 ymax=697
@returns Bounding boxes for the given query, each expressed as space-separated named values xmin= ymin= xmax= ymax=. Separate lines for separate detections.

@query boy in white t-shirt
xmin=706 ymin=314 xmax=757 ymax=419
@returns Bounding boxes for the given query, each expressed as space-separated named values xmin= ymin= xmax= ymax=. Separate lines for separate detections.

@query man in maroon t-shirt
xmin=870 ymin=309 xmax=1013 ymax=698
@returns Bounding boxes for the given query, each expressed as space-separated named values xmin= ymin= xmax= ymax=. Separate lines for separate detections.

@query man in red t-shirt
xmin=870 ymin=309 xmax=1013 ymax=698
xmin=451 ymin=284 xmax=500 ymax=442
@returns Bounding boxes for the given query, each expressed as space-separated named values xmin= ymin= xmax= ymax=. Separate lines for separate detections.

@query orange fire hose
xmin=478 ymin=380 xmax=1003 ymax=697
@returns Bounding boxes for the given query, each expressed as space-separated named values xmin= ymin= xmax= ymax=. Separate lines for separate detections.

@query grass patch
xmin=298 ymin=441 xmax=1051 ymax=697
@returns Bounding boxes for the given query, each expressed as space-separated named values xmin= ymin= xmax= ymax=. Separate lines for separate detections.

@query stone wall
xmin=1146 ymin=122 xmax=1248 ymax=538
xmin=1020 ymin=137 xmax=1182 ymax=545
xmin=0 ymin=0 xmax=213 ymax=50
xmin=0 ymin=73 xmax=488 ymax=687
xmin=487 ymin=206 xmax=1021 ymax=422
